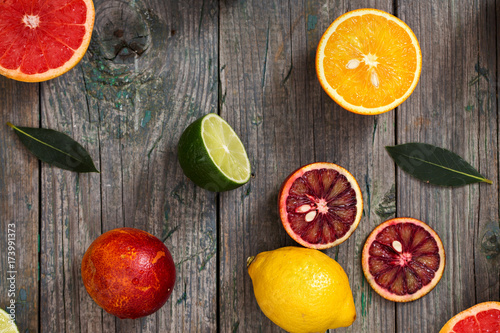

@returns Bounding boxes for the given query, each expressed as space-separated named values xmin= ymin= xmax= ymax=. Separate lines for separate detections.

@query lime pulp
xmin=177 ymin=113 xmax=251 ymax=192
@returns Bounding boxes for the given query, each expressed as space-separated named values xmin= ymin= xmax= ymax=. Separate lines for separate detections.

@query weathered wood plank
xmin=475 ymin=0 xmax=500 ymax=304
xmin=219 ymin=0 xmax=396 ymax=332
xmin=219 ymin=1 xmax=297 ymax=331
xmin=40 ymin=74 xmax=104 ymax=333
xmin=397 ymin=1 xmax=496 ymax=331
xmin=312 ymin=2 xmax=396 ymax=333
xmin=39 ymin=0 xmax=219 ymax=331
xmin=0 ymin=79 xmax=39 ymax=332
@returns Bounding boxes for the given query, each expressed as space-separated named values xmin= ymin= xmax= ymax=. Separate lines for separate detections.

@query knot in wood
xmin=94 ymin=2 xmax=151 ymax=64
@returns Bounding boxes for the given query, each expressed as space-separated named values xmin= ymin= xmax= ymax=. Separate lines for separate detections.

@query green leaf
xmin=7 ymin=122 xmax=99 ymax=173
xmin=386 ymin=143 xmax=491 ymax=187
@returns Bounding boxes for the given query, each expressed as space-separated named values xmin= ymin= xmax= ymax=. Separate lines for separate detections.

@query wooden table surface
xmin=1 ymin=0 xmax=499 ymax=332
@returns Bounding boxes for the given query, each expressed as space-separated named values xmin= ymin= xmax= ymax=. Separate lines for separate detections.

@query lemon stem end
xmin=246 ymin=256 xmax=255 ymax=268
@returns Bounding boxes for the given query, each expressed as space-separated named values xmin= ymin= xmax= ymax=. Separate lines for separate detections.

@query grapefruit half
xmin=439 ymin=302 xmax=500 ymax=333
xmin=0 ymin=0 xmax=95 ymax=82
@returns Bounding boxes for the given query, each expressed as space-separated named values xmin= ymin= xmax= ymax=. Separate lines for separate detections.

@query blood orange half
xmin=0 ymin=0 xmax=95 ymax=82
xmin=439 ymin=302 xmax=500 ymax=333
xmin=361 ymin=217 xmax=445 ymax=302
xmin=278 ymin=162 xmax=363 ymax=249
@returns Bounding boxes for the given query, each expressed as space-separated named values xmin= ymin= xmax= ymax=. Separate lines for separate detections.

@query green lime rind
xmin=177 ymin=114 xmax=251 ymax=192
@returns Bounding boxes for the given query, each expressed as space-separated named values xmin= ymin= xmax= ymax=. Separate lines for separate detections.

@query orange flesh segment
xmin=451 ymin=309 xmax=500 ymax=332
xmin=285 ymin=168 xmax=358 ymax=246
xmin=368 ymin=222 xmax=441 ymax=296
xmin=0 ymin=0 xmax=88 ymax=74
xmin=323 ymin=13 xmax=417 ymax=108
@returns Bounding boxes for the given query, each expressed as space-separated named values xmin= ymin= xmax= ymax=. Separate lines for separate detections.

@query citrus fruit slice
xmin=177 ymin=113 xmax=251 ymax=192
xmin=439 ymin=302 xmax=500 ymax=333
xmin=0 ymin=308 xmax=19 ymax=333
xmin=361 ymin=217 xmax=445 ymax=302
xmin=316 ymin=8 xmax=422 ymax=115
xmin=278 ymin=162 xmax=363 ymax=249
xmin=247 ymin=246 xmax=356 ymax=332
xmin=0 ymin=0 xmax=95 ymax=82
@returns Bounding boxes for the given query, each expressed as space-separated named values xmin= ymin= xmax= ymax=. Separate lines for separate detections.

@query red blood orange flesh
xmin=439 ymin=302 xmax=500 ymax=333
xmin=278 ymin=162 xmax=363 ymax=249
xmin=0 ymin=0 xmax=95 ymax=82
xmin=81 ymin=228 xmax=176 ymax=319
xmin=361 ymin=217 xmax=445 ymax=302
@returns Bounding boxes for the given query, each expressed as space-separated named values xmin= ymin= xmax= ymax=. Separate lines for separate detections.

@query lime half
xmin=0 ymin=308 xmax=19 ymax=333
xmin=178 ymin=113 xmax=251 ymax=192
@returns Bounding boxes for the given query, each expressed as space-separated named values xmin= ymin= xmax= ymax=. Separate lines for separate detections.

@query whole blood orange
xmin=439 ymin=302 xmax=500 ymax=333
xmin=0 ymin=0 xmax=95 ymax=82
xmin=361 ymin=217 xmax=445 ymax=302
xmin=81 ymin=228 xmax=176 ymax=319
xmin=316 ymin=8 xmax=422 ymax=115
xmin=278 ymin=162 xmax=363 ymax=249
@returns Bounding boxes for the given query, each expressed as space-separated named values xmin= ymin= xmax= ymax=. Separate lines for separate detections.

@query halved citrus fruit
xmin=278 ymin=162 xmax=363 ymax=249
xmin=177 ymin=113 xmax=251 ymax=192
xmin=0 ymin=308 xmax=19 ymax=333
xmin=439 ymin=302 xmax=500 ymax=333
xmin=316 ymin=8 xmax=422 ymax=115
xmin=361 ymin=217 xmax=445 ymax=302
xmin=0 ymin=0 xmax=95 ymax=82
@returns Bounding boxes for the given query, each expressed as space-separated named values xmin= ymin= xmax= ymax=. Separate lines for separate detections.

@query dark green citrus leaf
xmin=7 ymin=122 xmax=99 ymax=173
xmin=386 ymin=143 xmax=491 ymax=186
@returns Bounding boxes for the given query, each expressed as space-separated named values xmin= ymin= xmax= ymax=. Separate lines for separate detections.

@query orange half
xmin=316 ymin=8 xmax=422 ymax=115
xmin=0 ymin=0 xmax=95 ymax=82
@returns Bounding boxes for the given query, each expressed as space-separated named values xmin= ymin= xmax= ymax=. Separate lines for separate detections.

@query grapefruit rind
xmin=315 ymin=8 xmax=422 ymax=115
xmin=439 ymin=302 xmax=500 ymax=333
xmin=0 ymin=0 xmax=95 ymax=82
xmin=361 ymin=217 xmax=445 ymax=302
xmin=279 ymin=162 xmax=363 ymax=250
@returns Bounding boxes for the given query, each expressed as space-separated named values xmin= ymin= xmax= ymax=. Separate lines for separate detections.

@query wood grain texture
xmin=397 ymin=1 xmax=499 ymax=332
xmin=0 ymin=79 xmax=39 ymax=333
xmin=2 ymin=0 xmax=500 ymax=332
xmin=219 ymin=0 xmax=396 ymax=332
xmin=317 ymin=2 xmax=397 ymax=332
xmin=40 ymin=73 xmax=104 ymax=333
xmin=475 ymin=0 xmax=500 ymax=304
xmin=219 ymin=1 xmax=297 ymax=331
xmin=39 ymin=0 xmax=218 ymax=331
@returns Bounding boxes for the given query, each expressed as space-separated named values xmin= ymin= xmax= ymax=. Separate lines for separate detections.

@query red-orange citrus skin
xmin=81 ymin=228 xmax=176 ymax=319
xmin=439 ymin=302 xmax=500 ymax=333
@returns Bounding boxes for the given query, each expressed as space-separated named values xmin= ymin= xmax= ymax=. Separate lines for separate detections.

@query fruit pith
xmin=81 ymin=228 xmax=176 ymax=319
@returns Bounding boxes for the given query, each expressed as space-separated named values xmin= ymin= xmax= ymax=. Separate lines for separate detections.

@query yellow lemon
xmin=247 ymin=246 xmax=356 ymax=333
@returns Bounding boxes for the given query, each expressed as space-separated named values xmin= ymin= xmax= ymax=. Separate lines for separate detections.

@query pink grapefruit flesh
xmin=0 ymin=0 xmax=95 ymax=82
xmin=439 ymin=302 xmax=500 ymax=333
